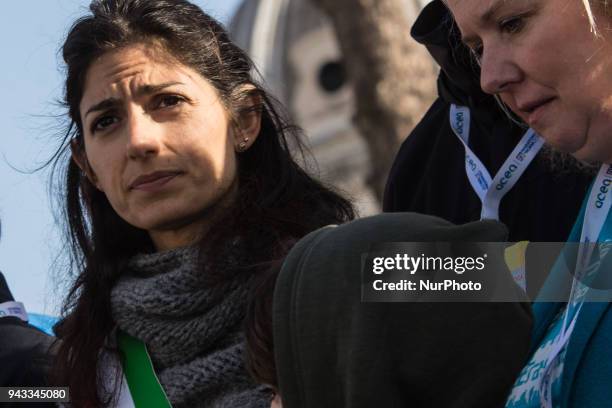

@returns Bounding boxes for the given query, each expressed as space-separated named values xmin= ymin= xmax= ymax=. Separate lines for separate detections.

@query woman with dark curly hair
xmin=48 ymin=0 xmax=354 ymax=406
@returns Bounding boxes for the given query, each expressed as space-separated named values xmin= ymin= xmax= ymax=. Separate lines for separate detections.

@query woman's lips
xmin=520 ymin=98 xmax=556 ymax=127
xmin=129 ymin=171 xmax=182 ymax=192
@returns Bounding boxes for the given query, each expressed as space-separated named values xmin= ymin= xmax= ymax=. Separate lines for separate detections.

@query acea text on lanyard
xmin=538 ymin=164 xmax=612 ymax=408
xmin=0 ymin=301 xmax=28 ymax=322
xmin=449 ymin=104 xmax=544 ymax=220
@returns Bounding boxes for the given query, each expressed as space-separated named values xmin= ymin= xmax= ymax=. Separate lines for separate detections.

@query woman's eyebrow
xmin=135 ymin=81 xmax=185 ymax=97
xmin=458 ymin=0 xmax=505 ymax=47
xmin=479 ymin=0 xmax=504 ymax=25
xmin=83 ymin=82 xmax=185 ymax=119
xmin=84 ymin=97 xmax=121 ymax=119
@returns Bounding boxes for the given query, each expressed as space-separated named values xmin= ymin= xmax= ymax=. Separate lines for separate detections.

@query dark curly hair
xmin=49 ymin=0 xmax=355 ymax=406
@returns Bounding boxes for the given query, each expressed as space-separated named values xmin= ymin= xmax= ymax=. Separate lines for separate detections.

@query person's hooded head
xmin=247 ymin=213 xmax=532 ymax=408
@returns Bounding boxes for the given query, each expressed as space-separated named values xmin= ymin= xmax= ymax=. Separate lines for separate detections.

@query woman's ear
xmin=70 ymin=139 xmax=102 ymax=191
xmin=233 ymin=85 xmax=262 ymax=153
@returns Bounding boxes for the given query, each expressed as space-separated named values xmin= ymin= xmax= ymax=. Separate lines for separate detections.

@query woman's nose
xmin=479 ymin=47 xmax=522 ymax=95
xmin=125 ymin=112 xmax=162 ymax=160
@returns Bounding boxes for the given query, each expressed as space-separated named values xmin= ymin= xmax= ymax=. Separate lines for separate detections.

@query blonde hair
xmin=583 ymin=0 xmax=599 ymax=34
xmin=584 ymin=0 xmax=612 ymax=36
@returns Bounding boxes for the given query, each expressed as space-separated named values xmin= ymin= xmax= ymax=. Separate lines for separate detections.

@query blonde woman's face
xmin=447 ymin=0 xmax=612 ymax=163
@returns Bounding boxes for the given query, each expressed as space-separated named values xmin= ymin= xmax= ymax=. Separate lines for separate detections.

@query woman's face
xmin=446 ymin=0 xmax=612 ymax=163
xmin=76 ymin=44 xmax=255 ymax=250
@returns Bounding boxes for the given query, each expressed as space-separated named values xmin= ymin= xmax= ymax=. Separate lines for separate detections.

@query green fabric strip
xmin=117 ymin=331 xmax=172 ymax=408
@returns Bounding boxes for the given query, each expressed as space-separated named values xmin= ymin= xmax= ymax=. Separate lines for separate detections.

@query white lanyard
xmin=449 ymin=104 xmax=544 ymax=220
xmin=0 ymin=300 xmax=28 ymax=322
xmin=539 ymin=164 xmax=612 ymax=408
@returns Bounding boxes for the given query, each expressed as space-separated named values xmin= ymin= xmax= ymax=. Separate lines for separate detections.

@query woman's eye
xmin=91 ymin=115 xmax=119 ymax=133
xmin=499 ymin=15 xmax=525 ymax=34
xmin=156 ymin=95 xmax=184 ymax=109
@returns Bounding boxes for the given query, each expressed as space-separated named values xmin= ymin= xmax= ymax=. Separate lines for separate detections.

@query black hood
xmin=411 ymin=0 xmax=490 ymax=107
xmin=274 ymin=214 xmax=532 ymax=407
xmin=0 ymin=272 xmax=15 ymax=303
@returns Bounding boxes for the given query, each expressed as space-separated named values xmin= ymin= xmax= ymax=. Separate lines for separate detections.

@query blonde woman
xmin=444 ymin=0 xmax=612 ymax=406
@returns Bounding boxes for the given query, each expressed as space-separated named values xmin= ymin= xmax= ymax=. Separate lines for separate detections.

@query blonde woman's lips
xmin=517 ymin=97 xmax=555 ymax=126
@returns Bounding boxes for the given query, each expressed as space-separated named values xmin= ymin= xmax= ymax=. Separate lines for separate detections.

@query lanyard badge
xmin=538 ymin=164 xmax=612 ymax=408
xmin=449 ymin=104 xmax=544 ymax=220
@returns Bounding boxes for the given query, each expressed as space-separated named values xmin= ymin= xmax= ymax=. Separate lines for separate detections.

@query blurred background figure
xmin=0 ymin=219 xmax=55 ymax=390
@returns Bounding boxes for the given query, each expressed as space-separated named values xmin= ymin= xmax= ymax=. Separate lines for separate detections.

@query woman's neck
xmin=148 ymin=181 xmax=239 ymax=251
xmin=149 ymin=222 xmax=206 ymax=252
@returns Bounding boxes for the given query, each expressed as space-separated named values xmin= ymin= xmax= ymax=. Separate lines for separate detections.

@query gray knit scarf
xmin=110 ymin=246 xmax=270 ymax=408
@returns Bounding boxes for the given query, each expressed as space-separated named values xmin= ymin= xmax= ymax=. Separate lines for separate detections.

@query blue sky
xmin=0 ymin=0 xmax=243 ymax=315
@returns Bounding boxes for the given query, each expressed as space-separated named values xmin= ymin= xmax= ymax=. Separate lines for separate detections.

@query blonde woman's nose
xmin=479 ymin=49 xmax=522 ymax=95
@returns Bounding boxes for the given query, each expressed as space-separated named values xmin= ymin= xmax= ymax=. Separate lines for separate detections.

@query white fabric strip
xmin=449 ymin=104 xmax=544 ymax=220
xmin=0 ymin=301 xmax=28 ymax=322
xmin=539 ymin=164 xmax=612 ymax=408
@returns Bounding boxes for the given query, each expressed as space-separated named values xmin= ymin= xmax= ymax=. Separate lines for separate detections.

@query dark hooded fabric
xmin=383 ymin=0 xmax=593 ymax=245
xmin=0 ymin=272 xmax=56 ymax=395
xmin=0 ymin=273 xmax=13 ymax=303
xmin=274 ymin=213 xmax=532 ymax=408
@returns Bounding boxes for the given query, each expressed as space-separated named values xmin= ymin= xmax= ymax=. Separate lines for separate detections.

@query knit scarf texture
xmin=110 ymin=246 xmax=270 ymax=408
